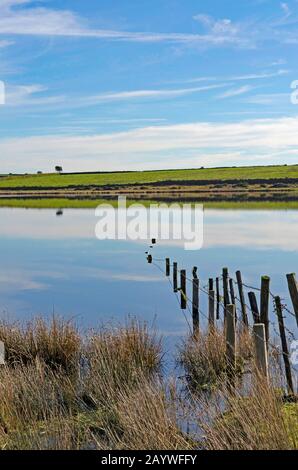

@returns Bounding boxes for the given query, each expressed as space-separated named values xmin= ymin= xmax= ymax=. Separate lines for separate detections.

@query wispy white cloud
xmin=3 ymin=82 xmax=227 ymax=108
xmin=84 ymin=84 xmax=227 ymax=104
xmin=0 ymin=39 xmax=14 ymax=48
xmin=245 ymin=92 xmax=289 ymax=105
xmin=1 ymin=116 xmax=298 ymax=173
xmin=172 ymin=69 xmax=289 ymax=85
xmin=0 ymin=1 xmax=296 ymax=49
xmin=5 ymin=83 xmax=65 ymax=106
xmin=218 ymin=85 xmax=254 ymax=99
xmin=0 ymin=1 xmax=251 ymax=46
xmin=280 ymin=2 xmax=291 ymax=19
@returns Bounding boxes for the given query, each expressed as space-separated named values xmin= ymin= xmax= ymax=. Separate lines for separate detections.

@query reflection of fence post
xmin=173 ymin=262 xmax=178 ymax=293
xmin=208 ymin=290 xmax=215 ymax=329
xmin=226 ymin=304 xmax=236 ymax=375
xmin=275 ymin=296 xmax=294 ymax=395
xmin=260 ymin=276 xmax=270 ymax=351
xmin=216 ymin=277 xmax=220 ymax=320
xmin=192 ymin=268 xmax=199 ymax=336
xmin=236 ymin=270 xmax=248 ymax=326
xmin=248 ymin=292 xmax=260 ymax=324
xmin=286 ymin=273 xmax=298 ymax=327
xmin=166 ymin=258 xmax=170 ymax=277
xmin=253 ymin=323 xmax=269 ymax=379
xmin=180 ymin=270 xmax=187 ymax=310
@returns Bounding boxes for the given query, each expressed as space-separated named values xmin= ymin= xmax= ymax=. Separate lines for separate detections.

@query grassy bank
xmin=1 ymin=164 xmax=298 ymax=189
xmin=0 ymin=316 xmax=297 ymax=450
xmin=0 ymin=197 xmax=298 ymax=210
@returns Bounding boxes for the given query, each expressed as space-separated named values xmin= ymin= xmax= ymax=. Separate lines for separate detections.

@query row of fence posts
xmin=147 ymin=254 xmax=298 ymax=396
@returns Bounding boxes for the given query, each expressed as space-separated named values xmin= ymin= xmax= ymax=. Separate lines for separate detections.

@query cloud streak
xmin=0 ymin=116 xmax=298 ymax=172
xmin=0 ymin=1 xmax=297 ymax=48
xmin=218 ymin=85 xmax=254 ymax=99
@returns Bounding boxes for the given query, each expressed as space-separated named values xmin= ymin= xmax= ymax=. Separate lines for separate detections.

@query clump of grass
xmin=0 ymin=317 xmax=163 ymax=449
xmin=0 ymin=317 xmax=81 ymax=372
xmin=83 ymin=319 xmax=162 ymax=407
xmin=179 ymin=328 xmax=226 ymax=392
xmin=103 ymin=377 xmax=195 ymax=450
xmin=0 ymin=361 xmax=77 ymax=443
xmin=199 ymin=378 xmax=298 ymax=450
xmin=179 ymin=326 xmax=253 ymax=393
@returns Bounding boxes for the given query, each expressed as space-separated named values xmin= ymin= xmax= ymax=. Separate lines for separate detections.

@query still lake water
xmin=0 ymin=205 xmax=297 ymax=352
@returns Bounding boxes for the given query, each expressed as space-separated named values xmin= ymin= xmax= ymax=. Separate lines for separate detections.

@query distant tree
xmin=37 ymin=171 xmax=43 ymax=174
xmin=55 ymin=166 xmax=63 ymax=174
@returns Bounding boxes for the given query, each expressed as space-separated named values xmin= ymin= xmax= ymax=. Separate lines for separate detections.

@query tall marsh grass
xmin=0 ymin=316 xmax=296 ymax=450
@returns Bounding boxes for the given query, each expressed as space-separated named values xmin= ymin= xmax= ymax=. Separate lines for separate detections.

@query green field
xmin=1 ymin=198 xmax=298 ymax=210
xmin=0 ymin=164 xmax=297 ymax=188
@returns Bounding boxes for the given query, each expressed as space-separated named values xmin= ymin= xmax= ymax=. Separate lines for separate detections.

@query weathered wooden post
xmin=147 ymin=254 xmax=152 ymax=264
xmin=166 ymin=258 xmax=170 ymax=277
xmin=248 ymin=292 xmax=260 ymax=323
xmin=180 ymin=269 xmax=187 ymax=310
xmin=216 ymin=277 xmax=220 ymax=320
xmin=253 ymin=323 xmax=269 ymax=379
xmin=275 ymin=296 xmax=294 ymax=395
xmin=173 ymin=262 xmax=178 ymax=293
xmin=236 ymin=270 xmax=248 ymax=326
xmin=260 ymin=276 xmax=270 ymax=351
xmin=226 ymin=304 xmax=236 ymax=375
xmin=192 ymin=267 xmax=199 ymax=336
xmin=208 ymin=290 xmax=215 ymax=329
xmin=209 ymin=278 xmax=214 ymax=292
xmin=229 ymin=278 xmax=237 ymax=322
xmin=286 ymin=273 xmax=298 ymax=327
xmin=222 ymin=268 xmax=230 ymax=309
xmin=0 ymin=341 xmax=4 ymax=366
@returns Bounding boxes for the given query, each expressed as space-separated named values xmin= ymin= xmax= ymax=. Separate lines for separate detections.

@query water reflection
xmin=0 ymin=206 xmax=297 ymax=338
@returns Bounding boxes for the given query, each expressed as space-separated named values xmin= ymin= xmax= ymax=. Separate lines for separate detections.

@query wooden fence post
xmin=236 ymin=270 xmax=248 ymax=326
xmin=226 ymin=304 xmax=236 ymax=374
xmin=147 ymin=254 xmax=152 ymax=264
xmin=166 ymin=258 xmax=170 ymax=277
xmin=208 ymin=290 xmax=215 ymax=329
xmin=0 ymin=340 xmax=4 ymax=366
xmin=275 ymin=296 xmax=294 ymax=395
xmin=248 ymin=292 xmax=260 ymax=323
xmin=216 ymin=277 xmax=220 ymax=320
xmin=180 ymin=269 xmax=187 ymax=310
xmin=260 ymin=276 xmax=270 ymax=351
xmin=229 ymin=278 xmax=237 ymax=322
xmin=192 ymin=268 xmax=199 ymax=336
xmin=253 ymin=323 xmax=269 ymax=379
xmin=286 ymin=273 xmax=298 ymax=327
xmin=173 ymin=262 xmax=178 ymax=293
xmin=222 ymin=268 xmax=230 ymax=309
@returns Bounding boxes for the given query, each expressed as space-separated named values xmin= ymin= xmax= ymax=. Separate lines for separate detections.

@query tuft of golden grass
xmin=83 ymin=319 xmax=162 ymax=406
xmin=0 ymin=317 xmax=164 ymax=450
xmin=179 ymin=328 xmax=226 ymax=392
xmin=102 ymin=377 xmax=195 ymax=450
xmin=179 ymin=325 xmax=253 ymax=393
xmin=0 ymin=316 xmax=296 ymax=450
xmin=0 ymin=317 xmax=80 ymax=372
xmin=199 ymin=377 xmax=298 ymax=450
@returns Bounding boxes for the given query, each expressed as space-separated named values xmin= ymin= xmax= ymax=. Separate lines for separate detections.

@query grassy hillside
xmin=0 ymin=164 xmax=297 ymax=188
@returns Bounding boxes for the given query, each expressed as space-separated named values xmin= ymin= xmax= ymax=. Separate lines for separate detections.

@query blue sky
xmin=0 ymin=0 xmax=297 ymax=173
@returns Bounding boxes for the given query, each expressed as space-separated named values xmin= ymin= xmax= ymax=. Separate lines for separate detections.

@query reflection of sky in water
xmin=0 ymin=207 xmax=297 ymax=344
